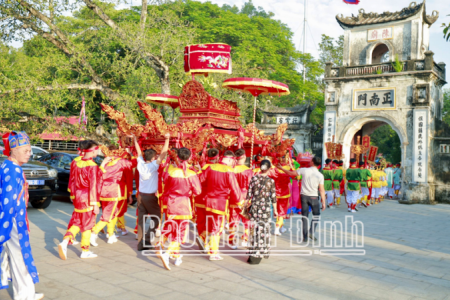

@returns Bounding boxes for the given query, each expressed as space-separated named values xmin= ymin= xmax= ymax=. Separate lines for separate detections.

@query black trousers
xmin=300 ymin=195 xmax=321 ymax=240
xmin=137 ymin=193 xmax=160 ymax=244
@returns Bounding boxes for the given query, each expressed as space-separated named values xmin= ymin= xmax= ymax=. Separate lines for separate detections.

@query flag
xmin=343 ymin=0 xmax=360 ymax=4
xmin=79 ymin=96 xmax=87 ymax=129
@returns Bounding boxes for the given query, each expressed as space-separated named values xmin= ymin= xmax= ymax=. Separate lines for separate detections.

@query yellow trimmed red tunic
xmin=67 ymin=156 xmax=81 ymax=200
xmin=100 ymin=157 xmax=137 ymax=202
xmin=162 ymin=165 xmax=202 ymax=220
xmin=69 ymin=158 xmax=105 ymax=213
xmin=268 ymin=165 xmax=295 ymax=217
xmin=194 ymin=164 xmax=211 ymax=211
xmin=232 ymin=164 xmax=253 ymax=209
xmin=200 ymin=163 xmax=241 ymax=216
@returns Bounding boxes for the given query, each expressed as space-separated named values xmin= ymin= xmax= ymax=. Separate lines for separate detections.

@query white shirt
xmin=297 ymin=167 xmax=324 ymax=197
xmin=137 ymin=156 xmax=159 ymax=194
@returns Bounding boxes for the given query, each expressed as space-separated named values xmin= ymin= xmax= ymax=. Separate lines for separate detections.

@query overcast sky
xmin=198 ymin=0 xmax=449 ymax=81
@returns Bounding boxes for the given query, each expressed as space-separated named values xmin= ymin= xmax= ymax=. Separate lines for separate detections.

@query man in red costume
xmin=64 ymin=141 xmax=86 ymax=246
xmin=157 ymin=148 xmax=202 ymax=270
xmin=199 ymin=149 xmax=241 ymax=261
xmin=115 ymin=147 xmax=135 ymax=236
xmin=194 ymin=149 xmax=216 ymax=253
xmin=229 ymin=149 xmax=253 ymax=248
xmin=58 ymin=140 xmax=111 ymax=260
xmin=90 ymin=146 xmax=137 ymax=246
xmin=271 ymin=153 xmax=297 ymax=236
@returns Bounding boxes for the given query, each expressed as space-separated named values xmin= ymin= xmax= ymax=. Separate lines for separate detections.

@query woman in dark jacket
xmin=244 ymin=160 xmax=278 ymax=264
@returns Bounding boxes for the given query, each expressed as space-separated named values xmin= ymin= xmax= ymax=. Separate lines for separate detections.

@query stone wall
xmin=431 ymin=119 xmax=450 ymax=203
xmin=330 ymin=2 xmax=446 ymax=204
xmin=325 ymin=69 xmax=444 ymax=204
xmin=343 ymin=16 xmax=429 ymax=66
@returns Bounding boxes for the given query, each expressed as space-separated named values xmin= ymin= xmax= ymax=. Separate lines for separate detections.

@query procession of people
xmin=0 ymin=43 xmax=403 ymax=299
xmin=51 ymin=134 xmax=402 ymax=271
xmin=0 ymin=129 xmax=403 ymax=299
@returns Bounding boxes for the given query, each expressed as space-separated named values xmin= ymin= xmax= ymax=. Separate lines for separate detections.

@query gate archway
xmin=339 ymin=113 xmax=407 ymax=167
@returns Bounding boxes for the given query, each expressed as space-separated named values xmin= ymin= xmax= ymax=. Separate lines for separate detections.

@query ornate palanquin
xmin=100 ymin=94 xmax=293 ymax=160
xmin=100 ymin=43 xmax=295 ymax=162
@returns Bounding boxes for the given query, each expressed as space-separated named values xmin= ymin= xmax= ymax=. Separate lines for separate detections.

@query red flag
xmin=343 ymin=0 xmax=360 ymax=4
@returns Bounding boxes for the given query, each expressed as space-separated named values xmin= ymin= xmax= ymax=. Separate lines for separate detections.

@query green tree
xmin=318 ymin=34 xmax=344 ymax=68
xmin=442 ymin=89 xmax=450 ymax=126
xmin=0 ymin=0 xmax=326 ymax=138
xmin=370 ymin=125 xmax=401 ymax=164
xmin=0 ymin=0 xmax=195 ymax=138
xmin=172 ymin=0 xmax=324 ymax=122
xmin=443 ymin=14 xmax=450 ymax=41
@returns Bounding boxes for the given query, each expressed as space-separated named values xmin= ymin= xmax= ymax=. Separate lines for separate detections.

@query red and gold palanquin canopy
xmin=222 ymin=78 xmax=290 ymax=97
xmin=145 ymin=94 xmax=180 ymax=109
xmin=177 ymin=80 xmax=240 ymax=129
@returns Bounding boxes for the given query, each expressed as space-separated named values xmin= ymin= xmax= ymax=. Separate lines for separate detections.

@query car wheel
xmin=30 ymin=196 xmax=52 ymax=209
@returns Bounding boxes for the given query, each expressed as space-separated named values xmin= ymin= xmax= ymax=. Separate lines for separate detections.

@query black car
xmin=37 ymin=152 xmax=103 ymax=194
xmin=37 ymin=152 xmax=137 ymax=201
xmin=0 ymin=157 xmax=58 ymax=209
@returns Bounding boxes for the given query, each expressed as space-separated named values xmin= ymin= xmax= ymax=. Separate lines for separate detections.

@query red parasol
xmin=222 ymin=78 xmax=290 ymax=97
xmin=146 ymin=94 xmax=180 ymax=123
xmin=145 ymin=94 xmax=180 ymax=109
xmin=222 ymin=77 xmax=290 ymax=162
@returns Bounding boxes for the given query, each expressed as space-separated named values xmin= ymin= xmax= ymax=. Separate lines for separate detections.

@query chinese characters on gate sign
xmin=323 ymin=112 xmax=336 ymax=143
xmin=353 ymin=88 xmax=395 ymax=111
xmin=322 ymin=111 xmax=336 ymax=162
xmin=368 ymin=27 xmax=393 ymax=41
xmin=277 ymin=116 xmax=299 ymax=124
xmin=413 ymin=110 xmax=427 ymax=183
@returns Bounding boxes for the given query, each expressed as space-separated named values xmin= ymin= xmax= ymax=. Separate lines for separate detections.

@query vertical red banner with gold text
xmin=368 ymin=146 xmax=378 ymax=162
xmin=362 ymin=136 xmax=370 ymax=149
xmin=325 ymin=142 xmax=334 ymax=159
xmin=335 ymin=144 xmax=343 ymax=158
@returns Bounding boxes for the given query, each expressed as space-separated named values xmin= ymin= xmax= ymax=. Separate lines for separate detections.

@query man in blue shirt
xmin=0 ymin=131 xmax=43 ymax=300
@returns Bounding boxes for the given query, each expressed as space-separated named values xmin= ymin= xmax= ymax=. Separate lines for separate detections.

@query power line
xmin=307 ymin=22 xmax=319 ymax=54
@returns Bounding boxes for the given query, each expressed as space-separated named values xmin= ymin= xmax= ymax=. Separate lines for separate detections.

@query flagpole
xmin=303 ymin=0 xmax=307 ymax=83
xmin=302 ymin=0 xmax=307 ymax=100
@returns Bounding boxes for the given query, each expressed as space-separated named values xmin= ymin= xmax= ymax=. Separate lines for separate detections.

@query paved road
xmin=1 ymin=199 xmax=450 ymax=299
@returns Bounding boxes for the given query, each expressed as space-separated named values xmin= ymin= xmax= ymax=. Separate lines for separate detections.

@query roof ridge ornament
xmin=336 ymin=1 xmax=439 ymax=28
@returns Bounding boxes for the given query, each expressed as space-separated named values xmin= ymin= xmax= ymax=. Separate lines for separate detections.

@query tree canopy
xmin=318 ymin=34 xmax=344 ymax=69
xmin=172 ymin=0 xmax=324 ymax=108
xmin=0 ymin=0 xmax=325 ymax=140
xmin=370 ymin=124 xmax=402 ymax=164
